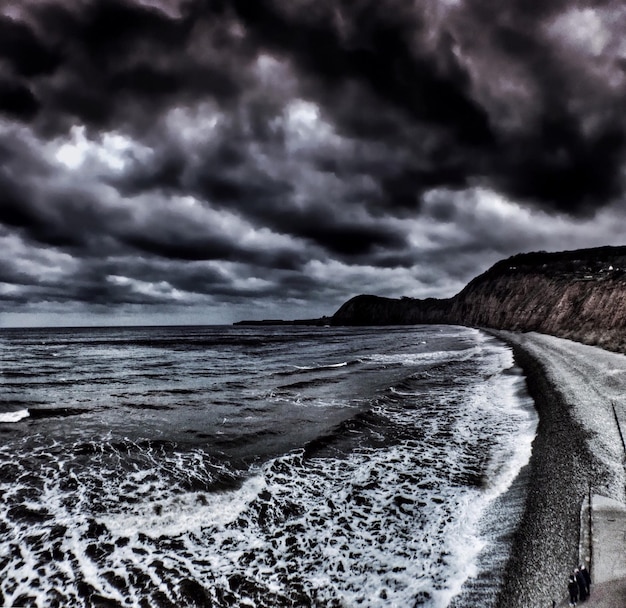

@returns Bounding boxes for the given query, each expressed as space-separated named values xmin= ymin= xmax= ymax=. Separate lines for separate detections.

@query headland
xmin=238 ymin=246 xmax=626 ymax=353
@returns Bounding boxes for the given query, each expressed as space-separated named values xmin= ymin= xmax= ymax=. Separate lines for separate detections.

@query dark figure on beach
xmin=568 ymin=575 xmax=579 ymax=606
xmin=579 ymin=564 xmax=591 ymax=596
xmin=575 ymin=568 xmax=588 ymax=601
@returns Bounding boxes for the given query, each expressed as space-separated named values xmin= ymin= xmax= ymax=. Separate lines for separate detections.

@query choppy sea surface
xmin=0 ymin=324 xmax=537 ymax=608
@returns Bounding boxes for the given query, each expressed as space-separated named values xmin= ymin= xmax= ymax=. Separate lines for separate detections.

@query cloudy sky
xmin=1 ymin=0 xmax=626 ymax=326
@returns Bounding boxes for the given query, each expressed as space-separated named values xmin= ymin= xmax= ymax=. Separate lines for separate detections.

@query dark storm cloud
xmin=3 ymin=0 xmax=625 ymax=217
xmin=0 ymin=163 xmax=308 ymax=275
xmin=108 ymin=109 xmax=412 ymax=261
xmin=0 ymin=135 xmax=314 ymax=321
xmin=1 ymin=0 xmax=247 ymax=134
xmin=0 ymin=79 xmax=40 ymax=119
xmin=0 ymin=137 xmax=124 ymax=252
xmin=452 ymin=0 xmax=626 ymax=212
xmin=2 ymin=0 xmax=626 ymax=323
xmin=214 ymin=0 xmax=626 ymax=214
xmin=228 ymin=0 xmax=492 ymax=142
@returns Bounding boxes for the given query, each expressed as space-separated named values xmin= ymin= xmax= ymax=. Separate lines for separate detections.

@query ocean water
xmin=0 ymin=324 xmax=537 ymax=608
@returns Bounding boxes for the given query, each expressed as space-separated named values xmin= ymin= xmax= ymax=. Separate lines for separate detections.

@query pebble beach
xmin=490 ymin=331 xmax=626 ymax=608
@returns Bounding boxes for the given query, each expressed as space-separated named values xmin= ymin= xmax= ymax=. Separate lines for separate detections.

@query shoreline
xmin=489 ymin=331 xmax=625 ymax=607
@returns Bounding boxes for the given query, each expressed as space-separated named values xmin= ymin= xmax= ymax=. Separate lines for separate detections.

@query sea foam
xmin=0 ymin=408 xmax=30 ymax=423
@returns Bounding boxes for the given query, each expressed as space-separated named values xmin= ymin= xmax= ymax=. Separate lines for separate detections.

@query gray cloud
xmin=1 ymin=0 xmax=626 ymax=325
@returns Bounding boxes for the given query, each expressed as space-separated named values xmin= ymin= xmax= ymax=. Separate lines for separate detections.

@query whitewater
xmin=0 ymin=324 xmax=537 ymax=607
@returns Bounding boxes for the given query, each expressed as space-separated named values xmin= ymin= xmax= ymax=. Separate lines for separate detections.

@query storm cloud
xmin=1 ymin=0 xmax=626 ymax=325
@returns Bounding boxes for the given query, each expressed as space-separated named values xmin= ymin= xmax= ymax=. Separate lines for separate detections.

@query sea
xmin=0 ymin=324 xmax=538 ymax=608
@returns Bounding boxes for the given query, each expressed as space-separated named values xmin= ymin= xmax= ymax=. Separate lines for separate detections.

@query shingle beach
xmin=490 ymin=331 xmax=626 ymax=608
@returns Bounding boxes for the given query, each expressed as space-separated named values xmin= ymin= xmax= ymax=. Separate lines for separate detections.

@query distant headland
xmin=236 ymin=245 xmax=626 ymax=354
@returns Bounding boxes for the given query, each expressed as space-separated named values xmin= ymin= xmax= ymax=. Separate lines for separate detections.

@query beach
xmin=490 ymin=331 xmax=626 ymax=608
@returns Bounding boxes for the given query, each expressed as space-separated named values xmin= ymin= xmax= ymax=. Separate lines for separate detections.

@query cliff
xmin=331 ymin=246 xmax=626 ymax=353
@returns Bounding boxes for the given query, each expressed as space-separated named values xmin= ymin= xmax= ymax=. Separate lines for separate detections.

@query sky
xmin=1 ymin=0 xmax=626 ymax=327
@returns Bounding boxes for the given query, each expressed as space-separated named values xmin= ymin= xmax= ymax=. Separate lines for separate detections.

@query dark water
xmin=0 ymin=325 xmax=537 ymax=607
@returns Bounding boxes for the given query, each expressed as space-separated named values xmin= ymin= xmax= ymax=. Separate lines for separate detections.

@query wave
xmin=293 ymin=361 xmax=349 ymax=371
xmin=365 ymin=345 xmax=483 ymax=367
xmin=0 ymin=409 xmax=30 ymax=423
xmin=275 ymin=360 xmax=361 ymax=376
xmin=28 ymin=407 xmax=88 ymax=420
xmin=1 ymin=405 xmax=88 ymax=424
xmin=72 ymin=437 xmax=178 ymax=456
xmin=274 ymin=376 xmax=344 ymax=392
xmin=0 ymin=433 xmax=495 ymax=608
xmin=121 ymin=402 xmax=175 ymax=411
xmin=213 ymin=428 xmax=283 ymax=450
xmin=302 ymin=409 xmax=387 ymax=458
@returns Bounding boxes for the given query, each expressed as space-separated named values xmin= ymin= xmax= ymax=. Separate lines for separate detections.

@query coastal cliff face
xmin=332 ymin=246 xmax=626 ymax=353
